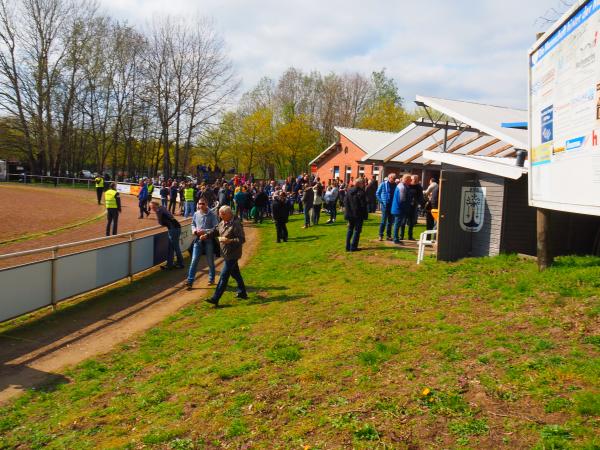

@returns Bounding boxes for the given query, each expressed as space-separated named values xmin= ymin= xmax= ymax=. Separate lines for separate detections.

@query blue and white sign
xmin=529 ymin=0 xmax=600 ymax=216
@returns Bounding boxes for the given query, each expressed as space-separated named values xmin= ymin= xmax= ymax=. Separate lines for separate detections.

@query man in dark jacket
xmin=365 ymin=178 xmax=378 ymax=213
xmin=150 ymin=201 xmax=184 ymax=269
xmin=201 ymin=205 xmax=247 ymax=306
xmin=407 ymin=175 xmax=426 ymax=240
xmin=253 ymin=188 xmax=269 ymax=224
xmin=343 ymin=178 xmax=369 ymax=252
xmin=272 ymin=191 xmax=290 ymax=243
xmin=301 ymin=183 xmax=314 ymax=228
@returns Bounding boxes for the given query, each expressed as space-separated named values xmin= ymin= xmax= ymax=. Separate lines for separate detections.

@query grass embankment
xmin=0 ymin=214 xmax=599 ymax=449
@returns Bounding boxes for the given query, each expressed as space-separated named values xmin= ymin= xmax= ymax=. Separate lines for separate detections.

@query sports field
xmin=0 ymin=215 xmax=598 ymax=449
xmin=0 ymin=184 xmax=183 ymax=269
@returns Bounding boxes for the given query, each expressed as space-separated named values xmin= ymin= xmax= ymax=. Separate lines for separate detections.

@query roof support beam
xmin=383 ymin=128 xmax=439 ymax=163
xmin=465 ymin=138 xmax=501 ymax=155
xmin=486 ymin=144 xmax=514 ymax=157
xmin=401 ymin=129 xmax=465 ymax=164
xmin=413 ymin=118 xmax=480 ymax=133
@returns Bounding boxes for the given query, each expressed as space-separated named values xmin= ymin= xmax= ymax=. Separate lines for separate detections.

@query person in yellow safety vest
xmin=104 ymin=182 xmax=121 ymax=236
xmin=147 ymin=179 xmax=155 ymax=198
xmin=184 ymin=182 xmax=196 ymax=217
xmin=94 ymin=174 xmax=105 ymax=204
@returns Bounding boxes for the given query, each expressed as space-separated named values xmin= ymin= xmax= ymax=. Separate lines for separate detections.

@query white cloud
xmin=98 ymin=0 xmax=562 ymax=109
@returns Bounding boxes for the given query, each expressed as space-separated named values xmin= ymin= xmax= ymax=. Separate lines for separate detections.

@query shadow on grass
xmin=247 ymin=293 xmax=307 ymax=305
xmin=553 ymin=255 xmax=600 ymax=268
xmin=286 ymin=235 xmax=323 ymax=242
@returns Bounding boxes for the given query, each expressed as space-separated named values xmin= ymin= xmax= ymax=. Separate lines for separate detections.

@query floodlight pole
xmin=537 ymin=208 xmax=553 ymax=270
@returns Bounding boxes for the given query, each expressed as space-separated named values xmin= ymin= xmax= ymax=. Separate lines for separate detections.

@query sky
xmin=99 ymin=0 xmax=570 ymax=110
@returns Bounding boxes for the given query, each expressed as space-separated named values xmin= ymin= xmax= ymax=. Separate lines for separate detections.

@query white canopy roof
xmin=415 ymin=95 xmax=528 ymax=149
xmin=422 ymin=150 xmax=528 ymax=180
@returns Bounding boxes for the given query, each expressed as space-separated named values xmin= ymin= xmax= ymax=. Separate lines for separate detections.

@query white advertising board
xmin=529 ymin=0 xmax=600 ymax=216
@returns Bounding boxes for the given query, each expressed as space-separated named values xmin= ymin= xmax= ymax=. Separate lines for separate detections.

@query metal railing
xmin=6 ymin=173 xmax=99 ymax=188
xmin=0 ymin=217 xmax=194 ymax=323
xmin=0 ymin=220 xmax=190 ymax=261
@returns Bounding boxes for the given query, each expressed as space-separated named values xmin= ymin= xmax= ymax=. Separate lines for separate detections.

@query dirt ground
xmin=0 ymin=185 xmax=188 ymax=269
xmin=0 ymin=184 xmax=104 ymax=243
xmin=0 ymin=224 xmax=259 ymax=404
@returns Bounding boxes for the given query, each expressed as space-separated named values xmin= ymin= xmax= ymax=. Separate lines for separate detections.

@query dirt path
xmin=0 ymin=224 xmax=260 ymax=404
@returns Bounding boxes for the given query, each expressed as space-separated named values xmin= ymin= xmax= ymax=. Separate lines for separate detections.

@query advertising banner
xmin=529 ymin=0 xmax=600 ymax=215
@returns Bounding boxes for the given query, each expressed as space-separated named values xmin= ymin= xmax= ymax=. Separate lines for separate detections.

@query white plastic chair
xmin=417 ymin=229 xmax=437 ymax=264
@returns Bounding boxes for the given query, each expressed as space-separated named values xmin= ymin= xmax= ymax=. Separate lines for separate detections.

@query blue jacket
xmin=376 ymin=181 xmax=395 ymax=207
xmin=390 ymin=183 xmax=410 ymax=215
xmin=138 ymin=184 xmax=148 ymax=202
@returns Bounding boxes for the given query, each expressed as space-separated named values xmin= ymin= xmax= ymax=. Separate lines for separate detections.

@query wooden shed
xmin=423 ymin=151 xmax=536 ymax=261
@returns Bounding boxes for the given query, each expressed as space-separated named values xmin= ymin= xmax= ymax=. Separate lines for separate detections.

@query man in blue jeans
xmin=391 ymin=174 xmax=412 ymax=243
xmin=150 ymin=201 xmax=184 ymax=269
xmin=186 ymin=198 xmax=219 ymax=289
xmin=201 ymin=206 xmax=247 ymax=307
xmin=375 ymin=172 xmax=396 ymax=240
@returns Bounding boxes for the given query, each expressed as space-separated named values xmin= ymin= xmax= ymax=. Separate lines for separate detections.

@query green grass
xmin=0 ymin=214 xmax=599 ymax=448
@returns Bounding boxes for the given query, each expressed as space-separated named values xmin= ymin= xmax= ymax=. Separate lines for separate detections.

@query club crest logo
xmin=460 ymin=187 xmax=486 ymax=232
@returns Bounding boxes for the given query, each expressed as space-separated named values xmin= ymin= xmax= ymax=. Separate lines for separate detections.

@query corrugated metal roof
xmin=334 ymin=126 xmax=397 ymax=155
xmin=310 ymin=127 xmax=398 ymax=166
xmin=415 ymin=95 xmax=528 ymax=149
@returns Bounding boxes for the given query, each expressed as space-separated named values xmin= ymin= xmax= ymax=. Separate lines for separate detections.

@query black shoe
xmin=185 ymin=281 xmax=193 ymax=290
xmin=393 ymin=240 xmax=401 ymax=244
xmin=351 ymin=248 xmax=361 ymax=252
xmin=204 ymin=297 xmax=218 ymax=306
xmin=386 ymin=236 xmax=393 ymax=241
xmin=175 ymin=264 xmax=185 ymax=269
xmin=276 ymin=240 xmax=281 ymax=243
xmin=160 ymin=265 xmax=172 ymax=270
xmin=408 ymin=236 xmax=415 ymax=241
xmin=236 ymin=293 xmax=248 ymax=300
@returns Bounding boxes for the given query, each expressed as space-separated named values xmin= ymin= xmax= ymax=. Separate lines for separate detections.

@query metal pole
xmin=50 ymin=246 xmax=58 ymax=311
xmin=537 ymin=208 xmax=553 ymax=270
xmin=442 ymin=122 xmax=449 ymax=152
xmin=128 ymin=232 xmax=134 ymax=282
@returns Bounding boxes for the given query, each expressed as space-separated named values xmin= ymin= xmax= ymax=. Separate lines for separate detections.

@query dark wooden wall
xmin=500 ymin=177 xmax=537 ymax=256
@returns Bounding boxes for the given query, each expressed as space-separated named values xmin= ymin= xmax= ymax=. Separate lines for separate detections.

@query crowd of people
xmin=99 ymin=171 xmax=439 ymax=305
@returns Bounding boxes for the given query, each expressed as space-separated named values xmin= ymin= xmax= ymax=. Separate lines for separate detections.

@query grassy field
xmin=0 ymin=213 xmax=599 ymax=449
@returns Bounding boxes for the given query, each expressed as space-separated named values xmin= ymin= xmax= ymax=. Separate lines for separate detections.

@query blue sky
xmin=100 ymin=0 xmax=569 ymax=110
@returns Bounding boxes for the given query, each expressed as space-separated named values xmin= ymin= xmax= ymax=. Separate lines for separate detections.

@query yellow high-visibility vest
xmin=148 ymin=184 xmax=154 ymax=194
xmin=184 ymin=187 xmax=195 ymax=201
xmin=95 ymin=177 xmax=104 ymax=188
xmin=105 ymin=189 xmax=118 ymax=209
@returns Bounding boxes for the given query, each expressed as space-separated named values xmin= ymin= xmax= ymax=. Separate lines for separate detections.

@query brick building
xmin=309 ymin=127 xmax=396 ymax=184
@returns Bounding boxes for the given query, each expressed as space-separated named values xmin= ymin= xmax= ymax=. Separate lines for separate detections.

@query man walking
xmin=186 ymin=198 xmax=219 ymax=289
xmin=150 ymin=201 xmax=184 ymax=270
xmin=201 ymin=206 xmax=247 ymax=307
xmin=344 ymin=177 xmax=368 ymax=252
xmin=272 ymin=191 xmax=290 ymax=243
xmin=104 ymin=182 xmax=121 ymax=236
xmin=137 ymin=179 xmax=149 ymax=219
xmin=94 ymin=173 xmax=105 ymax=205
xmin=375 ymin=173 xmax=396 ymax=241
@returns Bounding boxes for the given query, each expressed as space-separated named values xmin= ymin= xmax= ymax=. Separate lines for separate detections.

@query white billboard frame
xmin=528 ymin=0 xmax=600 ymax=216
